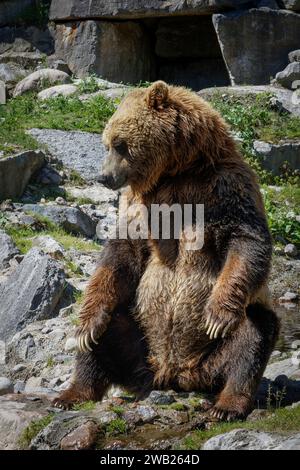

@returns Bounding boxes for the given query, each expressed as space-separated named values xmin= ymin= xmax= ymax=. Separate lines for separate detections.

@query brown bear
xmin=54 ymin=81 xmax=279 ymax=421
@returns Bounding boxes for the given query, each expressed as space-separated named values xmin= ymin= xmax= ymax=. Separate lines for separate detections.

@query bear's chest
xmin=135 ymin=250 xmax=215 ymax=326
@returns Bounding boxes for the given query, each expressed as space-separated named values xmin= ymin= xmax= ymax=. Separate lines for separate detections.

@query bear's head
xmin=100 ymin=81 xmax=234 ymax=194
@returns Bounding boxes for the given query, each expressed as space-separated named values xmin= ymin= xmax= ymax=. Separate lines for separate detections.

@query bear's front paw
xmin=76 ymin=311 xmax=110 ymax=353
xmin=204 ymin=301 xmax=243 ymax=340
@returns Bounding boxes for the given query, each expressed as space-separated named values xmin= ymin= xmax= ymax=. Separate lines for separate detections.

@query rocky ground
xmin=0 ymin=121 xmax=299 ymax=449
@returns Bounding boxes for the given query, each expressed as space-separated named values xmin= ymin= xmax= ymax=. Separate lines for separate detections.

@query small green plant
xmin=106 ymin=418 xmax=127 ymax=436
xmin=77 ymin=75 xmax=104 ymax=94
xmin=68 ymin=170 xmax=86 ymax=187
xmin=18 ymin=414 xmax=53 ymax=449
xmin=170 ymin=402 xmax=187 ymax=412
xmin=109 ymin=405 xmax=125 ymax=416
xmin=72 ymin=401 xmax=96 ymax=411
xmin=46 ymin=356 xmax=54 ymax=368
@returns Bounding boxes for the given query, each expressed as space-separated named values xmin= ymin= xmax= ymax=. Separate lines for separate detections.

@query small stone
xmin=284 ymin=244 xmax=298 ymax=258
xmin=55 ymin=197 xmax=67 ymax=205
xmin=98 ymin=411 xmax=118 ymax=426
xmin=12 ymin=364 xmax=27 ymax=373
xmin=291 ymin=351 xmax=300 ymax=366
xmin=24 ymin=376 xmax=44 ymax=393
xmin=60 ymin=421 xmax=99 ymax=450
xmin=14 ymin=380 xmax=25 ymax=394
xmin=148 ymin=390 xmax=176 ymax=405
xmin=291 ymin=340 xmax=300 ymax=350
xmin=279 ymin=291 xmax=299 ymax=303
xmin=271 ymin=350 xmax=282 ymax=359
xmin=64 ymin=337 xmax=77 ymax=352
xmin=0 ymin=377 xmax=13 ymax=395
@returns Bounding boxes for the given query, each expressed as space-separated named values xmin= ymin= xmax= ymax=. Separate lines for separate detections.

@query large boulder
xmin=54 ymin=20 xmax=154 ymax=82
xmin=37 ymin=84 xmax=78 ymax=100
xmin=213 ymin=9 xmax=300 ymax=85
xmin=0 ymin=248 xmax=66 ymax=341
xmin=275 ymin=62 xmax=300 ymax=89
xmin=289 ymin=50 xmax=300 ymax=63
xmin=13 ymin=69 xmax=71 ymax=97
xmin=202 ymin=429 xmax=300 ymax=450
xmin=0 ymin=26 xmax=54 ymax=56
xmin=50 ymin=0 xmax=252 ymax=20
xmin=0 ymin=151 xmax=45 ymax=201
xmin=0 ymin=63 xmax=27 ymax=86
xmin=21 ymin=204 xmax=97 ymax=238
xmin=253 ymin=140 xmax=300 ymax=175
xmin=0 ymin=231 xmax=19 ymax=270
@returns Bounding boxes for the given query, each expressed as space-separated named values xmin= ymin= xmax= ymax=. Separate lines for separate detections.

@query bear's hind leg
xmin=202 ymin=303 xmax=279 ymax=422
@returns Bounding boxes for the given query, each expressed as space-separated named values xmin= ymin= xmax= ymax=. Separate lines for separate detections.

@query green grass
xmin=72 ymin=401 xmax=96 ymax=412
xmin=263 ymin=185 xmax=300 ymax=246
xmin=46 ymin=356 xmax=54 ymax=368
xmin=18 ymin=414 xmax=53 ymax=449
xmin=109 ymin=405 xmax=125 ymax=416
xmin=105 ymin=418 xmax=127 ymax=436
xmin=0 ymin=92 xmax=116 ymax=157
xmin=180 ymin=406 xmax=300 ymax=450
xmin=210 ymin=93 xmax=300 ymax=184
xmin=3 ymin=221 xmax=101 ymax=255
xmin=170 ymin=402 xmax=188 ymax=412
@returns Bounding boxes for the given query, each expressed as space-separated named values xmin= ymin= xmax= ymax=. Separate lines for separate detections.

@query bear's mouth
xmin=97 ymin=173 xmax=128 ymax=190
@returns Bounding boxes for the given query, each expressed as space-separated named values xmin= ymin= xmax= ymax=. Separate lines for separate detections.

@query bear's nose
xmin=98 ymin=174 xmax=113 ymax=187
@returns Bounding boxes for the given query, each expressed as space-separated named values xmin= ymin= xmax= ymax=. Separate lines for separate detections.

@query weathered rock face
xmin=202 ymin=429 xmax=300 ymax=450
xmin=0 ymin=26 xmax=54 ymax=56
xmin=0 ymin=151 xmax=45 ymax=201
xmin=54 ymin=20 xmax=154 ymax=82
xmin=50 ymin=0 xmax=252 ymax=20
xmin=253 ymin=140 xmax=300 ymax=175
xmin=0 ymin=248 xmax=66 ymax=341
xmin=213 ymin=9 xmax=300 ymax=85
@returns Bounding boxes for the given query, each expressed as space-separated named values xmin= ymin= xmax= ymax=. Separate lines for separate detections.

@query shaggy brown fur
xmin=54 ymin=81 xmax=279 ymax=421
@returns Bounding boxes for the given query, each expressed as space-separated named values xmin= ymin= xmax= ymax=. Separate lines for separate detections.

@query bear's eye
xmin=114 ymin=141 xmax=128 ymax=157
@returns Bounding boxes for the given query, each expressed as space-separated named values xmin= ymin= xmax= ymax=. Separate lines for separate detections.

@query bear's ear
xmin=146 ymin=81 xmax=169 ymax=110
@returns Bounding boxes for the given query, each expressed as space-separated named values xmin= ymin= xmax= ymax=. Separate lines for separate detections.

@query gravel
xmin=28 ymin=129 xmax=107 ymax=182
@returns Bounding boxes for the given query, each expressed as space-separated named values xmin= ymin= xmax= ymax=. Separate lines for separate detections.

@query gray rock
xmin=0 ymin=395 xmax=46 ymax=449
xmin=65 ymin=184 xmax=118 ymax=205
xmin=38 ymin=84 xmax=78 ymax=101
xmin=13 ymin=69 xmax=71 ymax=97
xmin=64 ymin=337 xmax=77 ymax=353
xmin=50 ymin=0 xmax=251 ymax=20
xmin=148 ymin=390 xmax=176 ymax=406
xmin=275 ymin=62 xmax=300 ymax=89
xmin=289 ymin=50 xmax=300 ymax=63
xmin=0 ymin=25 xmax=54 ymax=55
xmin=32 ymin=235 xmax=65 ymax=259
xmin=21 ymin=203 xmax=97 ymax=238
xmin=14 ymin=380 xmax=25 ymax=394
xmin=284 ymin=243 xmax=298 ymax=258
xmin=0 ymin=248 xmax=66 ymax=341
xmin=0 ymin=63 xmax=27 ymax=85
xmin=54 ymin=20 xmax=154 ymax=83
xmin=212 ymin=9 xmax=300 ymax=85
xmin=291 ymin=351 xmax=300 ymax=366
xmin=281 ymin=0 xmax=300 ymax=10
xmin=12 ymin=364 xmax=26 ymax=373
xmin=35 ymin=164 xmax=62 ymax=186
xmin=28 ymin=129 xmax=107 ymax=182
xmin=0 ymin=52 xmax=44 ymax=70
xmin=264 ymin=358 xmax=299 ymax=380
xmin=0 ymin=377 xmax=13 ymax=395
xmin=279 ymin=291 xmax=299 ymax=303
xmin=0 ymin=230 xmax=19 ymax=270
xmin=291 ymin=340 xmax=300 ymax=350
xmin=202 ymin=428 xmax=300 ymax=450
xmin=46 ymin=56 xmax=71 ymax=74
xmin=0 ymin=150 xmax=45 ymax=201
xmin=253 ymin=140 xmax=300 ymax=175
xmin=79 ymin=87 xmax=127 ymax=102
xmin=0 ymin=79 xmax=5 ymax=104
